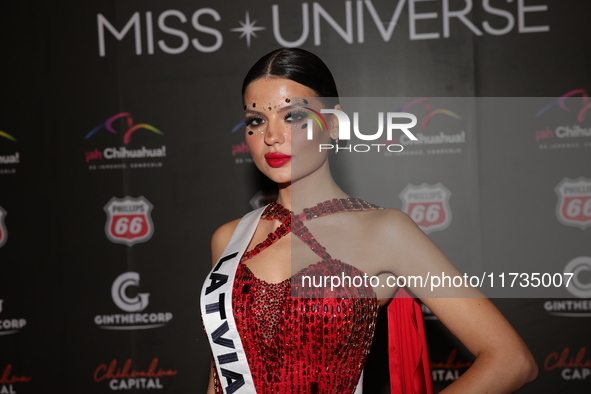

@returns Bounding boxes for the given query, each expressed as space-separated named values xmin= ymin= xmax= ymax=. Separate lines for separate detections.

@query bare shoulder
xmin=369 ymin=207 xmax=420 ymax=235
xmin=210 ymin=218 xmax=242 ymax=267
xmin=364 ymin=207 xmax=446 ymax=275
xmin=349 ymin=206 xmax=422 ymax=246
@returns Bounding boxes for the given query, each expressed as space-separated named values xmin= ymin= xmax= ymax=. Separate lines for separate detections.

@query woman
xmin=202 ymin=48 xmax=537 ymax=394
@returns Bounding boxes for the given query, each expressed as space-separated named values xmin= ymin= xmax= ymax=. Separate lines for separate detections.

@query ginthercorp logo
xmin=534 ymin=89 xmax=591 ymax=150
xmin=0 ymin=206 xmax=7 ymax=248
xmin=93 ymin=358 xmax=178 ymax=391
xmin=97 ymin=2 xmax=550 ymax=56
xmin=112 ymin=272 xmax=150 ymax=312
xmin=555 ymin=177 xmax=591 ymax=230
xmin=431 ymin=349 xmax=473 ymax=383
xmin=544 ymin=256 xmax=591 ymax=318
xmin=544 ymin=347 xmax=591 ymax=381
xmin=315 ymin=109 xmax=416 ymax=153
xmin=104 ymin=196 xmax=154 ymax=246
xmin=400 ymin=183 xmax=452 ymax=234
xmin=85 ymin=113 xmax=166 ymax=171
xmin=0 ymin=300 xmax=27 ymax=336
xmin=0 ymin=364 xmax=32 ymax=393
xmin=0 ymin=130 xmax=20 ymax=175
xmin=564 ymin=257 xmax=591 ymax=299
xmin=94 ymin=272 xmax=173 ymax=330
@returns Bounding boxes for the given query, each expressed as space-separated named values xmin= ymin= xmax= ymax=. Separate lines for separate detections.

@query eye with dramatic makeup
xmin=244 ymin=116 xmax=265 ymax=128
xmin=244 ymin=108 xmax=310 ymax=136
xmin=284 ymin=110 xmax=308 ymax=124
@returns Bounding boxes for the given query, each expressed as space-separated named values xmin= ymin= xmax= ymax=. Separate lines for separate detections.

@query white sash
xmin=201 ymin=206 xmax=364 ymax=394
xmin=201 ymin=207 xmax=264 ymax=394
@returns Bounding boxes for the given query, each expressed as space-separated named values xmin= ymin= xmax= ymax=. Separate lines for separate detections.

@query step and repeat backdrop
xmin=1 ymin=0 xmax=590 ymax=393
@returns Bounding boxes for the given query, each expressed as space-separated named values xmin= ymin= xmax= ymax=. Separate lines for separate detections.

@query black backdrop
xmin=1 ymin=1 xmax=590 ymax=393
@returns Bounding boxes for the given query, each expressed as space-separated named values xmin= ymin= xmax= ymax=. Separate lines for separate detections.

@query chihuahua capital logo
xmin=104 ymin=196 xmax=154 ymax=246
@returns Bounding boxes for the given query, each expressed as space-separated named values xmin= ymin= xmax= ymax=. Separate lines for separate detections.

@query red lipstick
xmin=265 ymin=152 xmax=291 ymax=168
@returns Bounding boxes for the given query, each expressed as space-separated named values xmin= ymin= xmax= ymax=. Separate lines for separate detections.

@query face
xmin=243 ymin=78 xmax=337 ymax=185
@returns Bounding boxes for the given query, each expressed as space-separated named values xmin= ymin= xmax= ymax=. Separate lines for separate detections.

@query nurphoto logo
xmin=311 ymin=109 xmax=417 ymax=153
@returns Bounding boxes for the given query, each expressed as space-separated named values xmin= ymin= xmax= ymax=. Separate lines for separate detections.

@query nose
xmin=264 ymin=117 xmax=287 ymax=145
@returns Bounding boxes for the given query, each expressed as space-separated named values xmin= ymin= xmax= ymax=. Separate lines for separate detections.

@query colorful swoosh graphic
xmin=401 ymin=98 xmax=432 ymax=114
xmin=535 ymin=89 xmax=590 ymax=121
xmin=399 ymin=98 xmax=461 ymax=130
xmin=303 ymin=107 xmax=328 ymax=130
xmin=0 ymin=131 xmax=17 ymax=142
xmin=421 ymin=109 xmax=462 ymax=130
xmin=124 ymin=124 xmax=164 ymax=145
xmin=85 ymin=113 xmax=163 ymax=144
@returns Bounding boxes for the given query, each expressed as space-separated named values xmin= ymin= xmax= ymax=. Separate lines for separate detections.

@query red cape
xmin=387 ymin=288 xmax=434 ymax=394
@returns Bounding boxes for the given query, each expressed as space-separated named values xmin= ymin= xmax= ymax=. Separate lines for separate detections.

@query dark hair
xmin=242 ymin=48 xmax=339 ymax=107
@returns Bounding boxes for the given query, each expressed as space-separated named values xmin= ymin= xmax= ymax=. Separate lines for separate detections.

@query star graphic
xmin=231 ymin=11 xmax=266 ymax=48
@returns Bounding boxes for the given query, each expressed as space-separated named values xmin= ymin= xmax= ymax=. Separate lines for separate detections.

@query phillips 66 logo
xmin=0 ymin=205 xmax=6 ymax=248
xmin=104 ymin=196 xmax=154 ymax=246
xmin=555 ymin=177 xmax=591 ymax=230
xmin=400 ymin=183 xmax=452 ymax=234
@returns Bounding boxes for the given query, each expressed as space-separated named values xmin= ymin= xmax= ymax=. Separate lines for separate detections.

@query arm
xmin=206 ymin=219 xmax=241 ymax=394
xmin=206 ymin=362 xmax=215 ymax=394
xmin=376 ymin=210 xmax=537 ymax=393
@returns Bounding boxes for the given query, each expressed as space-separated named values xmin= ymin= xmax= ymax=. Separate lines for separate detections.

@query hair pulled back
xmin=242 ymin=48 xmax=339 ymax=107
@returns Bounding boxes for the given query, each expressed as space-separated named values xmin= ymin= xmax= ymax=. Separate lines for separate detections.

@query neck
xmin=275 ymin=161 xmax=347 ymax=212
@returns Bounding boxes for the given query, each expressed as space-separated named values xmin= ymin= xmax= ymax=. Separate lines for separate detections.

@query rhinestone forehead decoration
xmin=244 ymin=98 xmax=310 ymax=111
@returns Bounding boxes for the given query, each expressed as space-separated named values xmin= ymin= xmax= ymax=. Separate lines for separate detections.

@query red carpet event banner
xmin=1 ymin=0 xmax=589 ymax=392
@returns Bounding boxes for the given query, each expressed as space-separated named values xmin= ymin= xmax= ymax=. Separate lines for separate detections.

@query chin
xmin=262 ymin=168 xmax=291 ymax=184
xmin=267 ymin=174 xmax=292 ymax=185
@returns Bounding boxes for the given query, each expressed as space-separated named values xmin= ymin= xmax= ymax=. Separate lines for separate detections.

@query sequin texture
xmin=213 ymin=199 xmax=382 ymax=394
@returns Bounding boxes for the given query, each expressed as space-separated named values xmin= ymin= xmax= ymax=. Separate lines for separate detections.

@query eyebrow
xmin=244 ymin=103 xmax=306 ymax=115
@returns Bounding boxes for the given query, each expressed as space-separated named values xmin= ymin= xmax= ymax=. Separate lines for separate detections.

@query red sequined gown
xmin=213 ymin=199 xmax=382 ymax=394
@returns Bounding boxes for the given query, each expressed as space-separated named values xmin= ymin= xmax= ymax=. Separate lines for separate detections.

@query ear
xmin=328 ymin=103 xmax=343 ymax=140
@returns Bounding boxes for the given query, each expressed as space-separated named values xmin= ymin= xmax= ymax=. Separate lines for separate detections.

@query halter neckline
xmin=241 ymin=198 xmax=382 ymax=262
